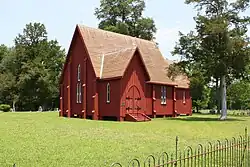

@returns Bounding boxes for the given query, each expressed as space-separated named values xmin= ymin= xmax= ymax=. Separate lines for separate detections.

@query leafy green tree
xmin=15 ymin=23 xmax=65 ymax=111
xmin=0 ymin=44 xmax=9 ymax=62
xmin=190 ymin=71 xmax=211 ymax=112
xmin=0 ymin=72 xmax=16 ymax=104
xmin=172 ymin=0 xmax=250 ymax=120
xmin=95 ymin=0 xmax=157 ymax=40
xmin=0 ymin=23 xmax=65 ymax=111
xmin=227 ymin=80 xmax=250 ymax=109
xmin=168 ymin=62 xmax=210 ymax=112
xmin=0 ymin=47 xmax=18 ymax=110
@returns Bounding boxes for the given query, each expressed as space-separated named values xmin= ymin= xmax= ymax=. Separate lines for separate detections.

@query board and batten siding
xmin=120 ymin=51 xmax=150 ymax=120
xmin=175 ymin=88 xmax=192 ymax=115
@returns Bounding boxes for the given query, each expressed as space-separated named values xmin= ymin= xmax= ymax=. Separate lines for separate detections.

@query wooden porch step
xmin=125 ymin=113 xmax=151 ymax=122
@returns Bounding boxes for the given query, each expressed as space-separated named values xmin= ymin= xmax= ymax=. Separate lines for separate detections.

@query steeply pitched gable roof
xmin=100 ymin=47 xmax=139 ymax=79
xmin=76 ymin=25 xmax=189 ymax=88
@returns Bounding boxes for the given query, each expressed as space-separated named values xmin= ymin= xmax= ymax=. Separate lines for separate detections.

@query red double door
xmin=125 ymin=85 xmax=142 ymax=114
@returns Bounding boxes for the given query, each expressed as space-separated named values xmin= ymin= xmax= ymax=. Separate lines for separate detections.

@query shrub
xmin=0 ymin=104 xmax=11 ymax=112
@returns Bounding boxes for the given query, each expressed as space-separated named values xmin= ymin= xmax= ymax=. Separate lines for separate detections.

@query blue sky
xmin=0 ymin=0 xmax=249 ymax=60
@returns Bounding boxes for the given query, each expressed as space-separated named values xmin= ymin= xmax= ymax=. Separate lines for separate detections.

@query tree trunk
xmin=196 ymin=106 xmax=199 ymax=113
xmin=215 ymin=78 xmax=220 ymax=114
xmin=220 ymin=75 xmax=227 ymax=120
xmin=12 ymin=101 xmax=16 ymax=112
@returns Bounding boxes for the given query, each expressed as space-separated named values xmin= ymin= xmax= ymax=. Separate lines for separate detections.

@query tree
xmin=18 ymin=23 xmax=65 ymax=111
xmin=94 ymin=0 xmax=157 ymax=40
xmin=172 ymin=0 xmax=250 ymax=120
xmin=0 ymin=44 xmax=9 ymax=62
xmin=0 ymin=23 xmax=65 ymax=111
xmin=0 ymin=72 xmax=17 ymax=108
xmin=168 ymin=62 xmax=210 ymax=112
xmin=0 ymin=47 xmax=18 ymax=110
xmin=227 ymin=80 xmax=250 ymax=110
xmin=190 ymin=70 xmax=211 ymax=112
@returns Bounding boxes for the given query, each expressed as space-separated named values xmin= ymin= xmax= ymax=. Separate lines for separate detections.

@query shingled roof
xmin=99 ymin=47 xmax=138 ymax=79
xmin=77 ymin=25 xmax=189 ymax=88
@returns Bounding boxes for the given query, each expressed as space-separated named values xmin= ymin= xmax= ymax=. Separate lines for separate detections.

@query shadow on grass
xmin=167 ymin=116 xmax=245 ymax=122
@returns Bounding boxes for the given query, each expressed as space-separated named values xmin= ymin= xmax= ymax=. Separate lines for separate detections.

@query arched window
xmin=107 ymin=83 xmax=110 ymax=103
xmin=77 ymin=64 xmax=81 ymax=81
xmin=78 ymin=83 xmax=82 ymax=103
xmin=76 ymin=64 xmax=82 ymax=103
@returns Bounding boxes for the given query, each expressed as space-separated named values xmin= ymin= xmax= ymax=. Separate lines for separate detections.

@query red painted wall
xmin=62 ymin=64 xmax=69 ymax=116
xmin=86 ymin=60 xmax=96 ymax=117
xmin=61 ymin=28 xmax=96 ymax=118
xmin=98 ymin=79 xmax=121 ymax=118
xmin=153 ymin=85 xmax=174 ymax=116
xmin=120 ymin=51 xmax=150 ymax=119
xmin=69 ymin=30 xmax=85 ymax=117
xmin=145 ymin=84 xmax=153 ymax=116
xmin=175 ymin=88 xmax=192 ymax=115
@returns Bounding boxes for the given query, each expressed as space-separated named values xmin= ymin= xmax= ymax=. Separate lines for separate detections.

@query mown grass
xmin=0 ymin=112 xmax=249 ymax=167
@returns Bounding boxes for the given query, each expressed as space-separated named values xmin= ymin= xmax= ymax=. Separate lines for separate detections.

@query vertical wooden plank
xmin=60 ymin=84 xmax=63 ymax=117
xmin=173 ymin=86 xmax=177 ymax=117
xmin=81 ymin=83 xmax=85 ymax=118
xmin=82 ymin=58 xmax=87 ymax=119
xmin=92 ymin=80 xmax=95 ymax=120
xmin=95 ymin=89 xmax=99 ymax=120
xmin=152 ymin=84 xmax=156 ymax=118
xmin=67 ymin=60 xmax=71 ymax=118
xmin=92 ymin=80 xmax=99 ymax=120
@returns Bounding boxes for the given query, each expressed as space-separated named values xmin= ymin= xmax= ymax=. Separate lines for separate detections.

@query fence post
xmin=175 ymin=136 xmax=178 ymax=166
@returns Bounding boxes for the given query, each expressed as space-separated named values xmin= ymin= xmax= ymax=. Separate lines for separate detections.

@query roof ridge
xmin=102 ymin=47 xmax=137 ymax=56
xmin=78 ymin=24 xmax=156 ymax=45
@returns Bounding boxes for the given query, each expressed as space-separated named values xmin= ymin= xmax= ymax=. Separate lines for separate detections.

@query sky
xmin=0 ymin=0 xmax=249 ymax=60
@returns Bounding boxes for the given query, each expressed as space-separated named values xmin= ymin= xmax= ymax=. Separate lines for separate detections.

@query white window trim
xmin=79 ymin=83 xmax=82 ymax=104
xmin=76 ymin=64 xmax=82 ymax=104
xmin=161 ymin=86 xmax=167 ymax=105
xmin=77 ymin=64 xmax=81 ymax=81
xmin=76 ymin=83 xmax=82 ymax=104
xmin=76 ymin=83 xmax=79 ymax=103
xmin=107 ymin=83 xmax=110 ymax=103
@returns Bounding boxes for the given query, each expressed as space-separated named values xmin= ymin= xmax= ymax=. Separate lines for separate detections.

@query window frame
xmin=76 ymin=64 xmax=82 ymax=104
xmin=76 ymin=83 xmax=79 ymax=103
xmin=106 ymin=83 xmax=110 ymax=103
xmin=78 ymin=83 xmax=82 ymax=103
xmin=161 ymin=86 xmax=167 ymax=105
xmin=77 ymin=64 xmax=81 ymax=81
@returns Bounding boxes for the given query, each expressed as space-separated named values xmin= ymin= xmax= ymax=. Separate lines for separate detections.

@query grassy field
xmin=0 ymin=112 xmax=249 ymax=167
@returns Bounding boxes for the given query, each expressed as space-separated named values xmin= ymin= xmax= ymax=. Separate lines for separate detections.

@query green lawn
xmin=0 ymin=112 xmax=249 ymax=167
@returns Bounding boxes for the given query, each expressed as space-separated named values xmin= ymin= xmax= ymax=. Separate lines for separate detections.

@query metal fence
xmin=111 ymin=128 xmax=250 ymax=167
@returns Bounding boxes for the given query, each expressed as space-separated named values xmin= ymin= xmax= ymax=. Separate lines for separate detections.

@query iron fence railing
xmin=111 ymin=128 xmax=250 ymax=167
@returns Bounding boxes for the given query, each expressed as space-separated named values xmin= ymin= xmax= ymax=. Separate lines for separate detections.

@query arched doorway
xmin=125 ymin=85 xmax=142 ymax=114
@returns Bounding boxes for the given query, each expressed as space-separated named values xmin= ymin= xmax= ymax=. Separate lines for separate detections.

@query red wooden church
xmin=59 ymin=25 xmax=192 ymax=121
